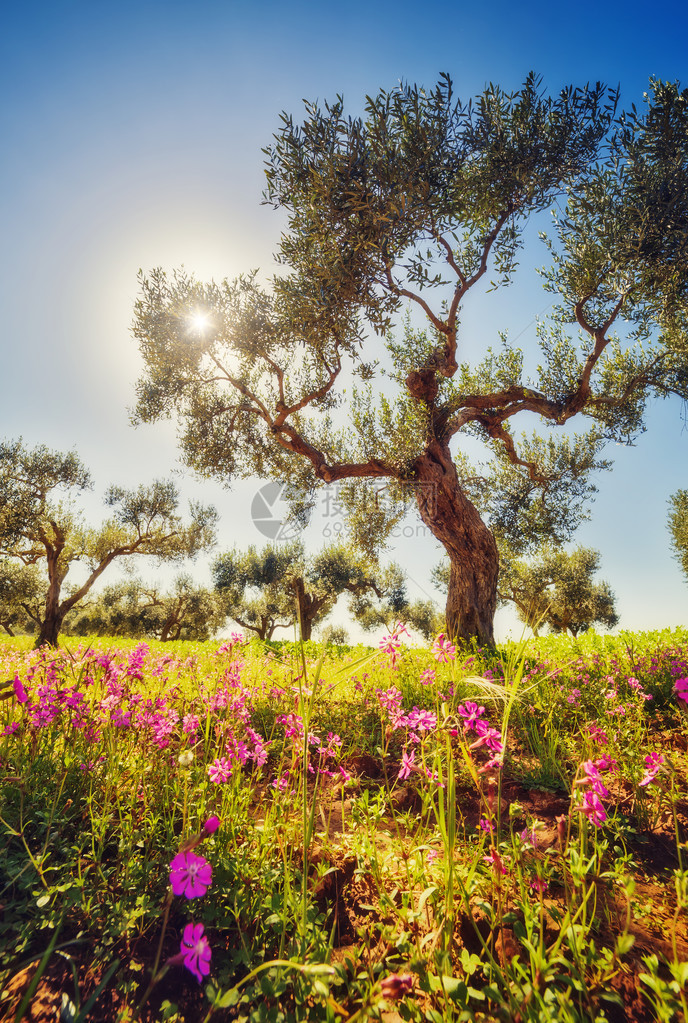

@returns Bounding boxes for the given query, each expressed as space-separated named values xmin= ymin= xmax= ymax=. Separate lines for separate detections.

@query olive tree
xmin=0 ymin=560 xmax=43 ymax=636
xmin=497 ymin=546 xmax=619 ymax=637
xmin=668 ymin=489 xmax=688 ymax=582
xmin=0 ymin=439 xmax=217 ymax=646
xmin=213 ymin=540 xmax=407 ymax=641
xmin=64 ymin=575 xmax=227 ymax=642
xmin=133 ymin=75 xmax=688 ymax=644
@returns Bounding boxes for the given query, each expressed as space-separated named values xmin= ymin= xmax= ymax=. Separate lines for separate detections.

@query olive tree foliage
xmin=349 ymin=562 xmax=444 ymax=639
xmin=0 ymin=439 xmax=218 ymax=646
xmin=0 ymin=560 xmax=44 ymax=636
xmin=64 ymin=575 xmax=227 ymax=642
xmin=668 ymin=489 xmax=688 ymax=582
xmin=213 ymin=540 xmax=407 ymax=641
xmin=133 ymin=75 xmax=688 ymax=645
xmin=496 ymin=546 xmax=619 ymax=636
xmin=434 ymin=546 xmax=618 ymax=636
xmin=213 ymin=543 xmax=298 ymax=640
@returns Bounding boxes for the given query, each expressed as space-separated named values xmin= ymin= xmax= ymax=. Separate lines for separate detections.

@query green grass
xmin=1 ymin=629 xmax=687 ymax=1022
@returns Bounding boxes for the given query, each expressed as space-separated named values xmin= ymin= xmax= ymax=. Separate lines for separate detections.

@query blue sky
xmin=1 ymin=0 xmax=687 ymax=641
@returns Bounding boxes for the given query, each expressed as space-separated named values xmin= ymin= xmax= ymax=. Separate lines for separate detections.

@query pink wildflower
xmin=577 ymin=760 xmax=610 ymax=798
xmin=483 ymin=848 xmax=508 ymax=874
xmin=432 ymin=633 xmax=456 ymax=663
xmin=203 ymin=815 xmax=220 ymax=835
xmin=470 ymin=722 xmax=504 ymax=754
xmin=169 ymin=851 xmax=212 ymax=898
xmin=580 ymin=790 xmax=607 ymax=827
xmin=271 ymin=771 xmax=290 ymax=792
xmin=585 ymin=721 xmax=609 ymax=745
xmin=398 ymin=748 xmax=416 ymax=780
xmin=477 ymin=754 xmax=504 ymax=774
xmin=675 ymin=677 xmax=688 ymax=703
xmin=180 ymin=922 xmax=212 ymax=983
xmin=380 ymin=973 xmax=414 ymax=1000
xmin=520 ymin=825 xmax=539 ymax=847
xmin=639 ymin=751 xmax=665 ymax=787
xmin=406 ymin=707 xmax=437 ymax=732
xmin=420 ymin=668 xmax=436 ymax=686
xmin=13 ymin=676 xmax=29 ymax=704
xmin=379 ymin=633 xmax=401 ymax=657
xmin=182 ymin=713 xmax=200 ymax=735
xmin=207 ymin=757 xmax=232 ymax=784
xmin=457 ymin=701 xmax=486 ymax=731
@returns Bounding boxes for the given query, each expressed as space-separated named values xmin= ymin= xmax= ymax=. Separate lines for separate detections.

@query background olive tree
xmin=668 ymin=489 xmax=688 ymax=584
xmin=497 ymin=546 xmax=619 ymax=637
xmin=213 ymin=540 xmax=411 ymax=641
xmin=0 ymin=439 xmax=217 ymax=646
xmin=64 ymin=575 xmax=227 ymax=642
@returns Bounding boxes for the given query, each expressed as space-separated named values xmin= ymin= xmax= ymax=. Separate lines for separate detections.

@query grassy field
xmin=1 ymin=628 xmax=687 ymax=1022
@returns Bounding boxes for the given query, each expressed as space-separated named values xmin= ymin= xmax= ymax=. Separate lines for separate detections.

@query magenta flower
xmin=483 ymin=848 xmax=508 ymax=874
xmin=580 ymin=790 xmax=607 ymax=827
xmin=398 ymin=748 xmax=416 ymax=780
xmin=203 ymin=815 xmax=220 ymax=835
xmin=180 ymin=922 xmax=212 ymax=983
xmin=380 ymin=973 xmax=414 ymax=1000
xmin=577 ymin=760 xmax=610 ymax=798
xmin=406 ymin=707 xmax=437 ymax=732
xmin=470 ymin=722 xmax=503 ymax=754
xmin=13 ymin=676 xmax=29 ymax=704
xmin=207 ymin=757 xmax=232 ymax=784
xmin=182 ymin=713 xmax=200 ymax=735
xmin=170 ymin=851 xmax=212 ymax=898
xmin=379 ymin=632 xmax=402 ymax=667
xmin=477 ymin=753 xmax=504 ymax=774
xmin=432 ymin=633 xmax=456 ymax=663
xmin=457 ymin=702 xmax=485 ymax=731
xmin=520 ymin=825 xmax=539 ymax=847
xmin=675 ymin=677 xmax=688 ymax=704
xmin=639 ymin=751 xmax=665 ymax=787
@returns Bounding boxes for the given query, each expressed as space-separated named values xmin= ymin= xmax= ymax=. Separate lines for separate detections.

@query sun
xmin=189 ymin=313 xmax=210 ymax=332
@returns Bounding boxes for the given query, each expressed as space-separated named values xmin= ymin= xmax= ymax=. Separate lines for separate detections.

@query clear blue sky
xmin=1 ymin=0 xmax=687 ymax=640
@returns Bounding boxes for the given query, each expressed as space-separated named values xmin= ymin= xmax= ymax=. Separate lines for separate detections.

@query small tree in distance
xmin=668 ymin=489 xmax=688 ymax=583
xmin=0 ymin=560 xmax=43 ymax=636
xmin=133 ymin=74 xmax=688 ymax=645
xmin=213 ymin=543 xmax=298 ymax=641
xmin=497 ymin=546 xmax=619 ymax=637
xmin=213 ymin=540 xmax=412 ymax=641
xmin=0 ymin=439 xmax=218 ymax=646
xmin=64 ymin=575 xmax=227 ymax=642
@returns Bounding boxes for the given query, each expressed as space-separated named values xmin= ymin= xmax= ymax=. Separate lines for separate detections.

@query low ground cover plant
xmin=1 ymin=628 xmax=687 ymax=1022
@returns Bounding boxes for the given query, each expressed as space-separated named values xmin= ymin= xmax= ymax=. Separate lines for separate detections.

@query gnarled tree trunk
xmin=414 ymin=440 xmax=499 ymax=646
xmin=36 ymin=609 xmax=65 ymax=647
xmin=36 ymin=549 xmax=66 ymax=647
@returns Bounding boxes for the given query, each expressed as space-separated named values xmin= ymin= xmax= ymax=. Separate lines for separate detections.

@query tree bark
xmin=292 ymin=577 xmax=314 ymax=641
xmin=36 ymin=610 xmax=65 ymax=647
xmin=36 ymin=547 xmax=66 ymax=647
xmin=414 ymin=441 xmax=499 ymax=646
